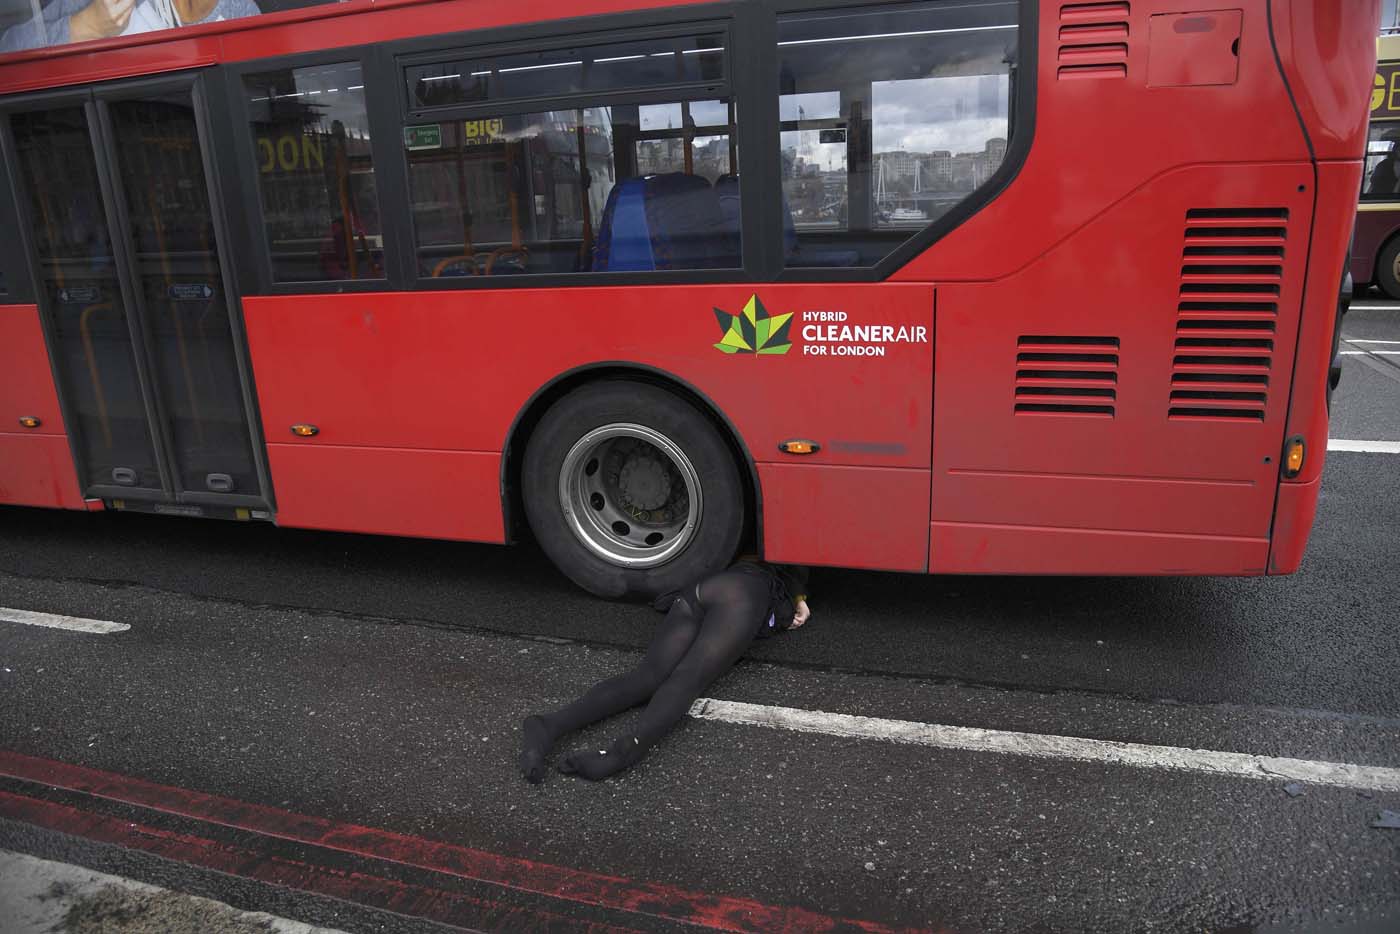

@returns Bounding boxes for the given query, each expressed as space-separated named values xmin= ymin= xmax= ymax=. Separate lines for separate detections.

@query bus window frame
xmin=223 ymin=45 xmax=410 ymax=296
xmin=392 ymin=13 xmax=751 ymax=289
xmin=397 ymin=21 xmax=732 ymax=118
xmin=768 ymin=0 xmax=1036 ymax=283
xmin=215 ymin=0 xmax=1033 ymax=295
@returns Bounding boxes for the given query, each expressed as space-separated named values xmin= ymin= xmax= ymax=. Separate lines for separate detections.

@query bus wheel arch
xmin=1376 ymin=234 xmax=1400 ymax=300
xmin=502 ymin=365 xmax=760 ymax=598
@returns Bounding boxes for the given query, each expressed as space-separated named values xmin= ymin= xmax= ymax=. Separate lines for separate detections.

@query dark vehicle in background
xmin=1355 ymin=33 xmax=1400 ymax=296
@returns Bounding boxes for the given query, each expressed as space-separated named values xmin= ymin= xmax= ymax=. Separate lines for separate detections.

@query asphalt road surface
xmin=1 ymin=301 xmax=1398 ymax=934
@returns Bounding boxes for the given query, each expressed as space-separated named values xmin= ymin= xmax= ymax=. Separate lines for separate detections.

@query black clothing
xmin=654 ymin=560 xmax=809 ymax=636
xmin=732 ymin=560 xmax=809 ymax=637
xmin=1372 ymin=156 xmax=1399 ymax=196
xmin=521 ymin=563 xmax=806 ymax=782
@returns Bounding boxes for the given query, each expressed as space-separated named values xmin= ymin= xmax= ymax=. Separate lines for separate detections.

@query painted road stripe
xmin=1346 ymin=338 xmax=1400 ymax=344
xmin=689 ymin=698 xmax=1400 ymax=792
xmin=0 ymin=609 xmax=128 ymax=634
xmin=1347 ymin=304 xmax=1400 ymax=311
xmin=1329 ymin=439 xmax=1400 ymax=453
xmin=1338 ymin=350 xmax=1400 ymax=355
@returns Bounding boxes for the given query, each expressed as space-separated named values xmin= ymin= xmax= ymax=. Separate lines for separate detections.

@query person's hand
xmin=68 ymin=0 xmax=136 ymax=42
xmin=789 ymin=599 xmax=811 ymax=629
xmin=173 ymin=0 xmax=220 ymax=25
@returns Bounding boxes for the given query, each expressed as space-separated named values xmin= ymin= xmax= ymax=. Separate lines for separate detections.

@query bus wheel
xmin=522 ymin=380 xmax=744 ymax=599
xmin=1377 ymin=237 xmax=1400 ymax=300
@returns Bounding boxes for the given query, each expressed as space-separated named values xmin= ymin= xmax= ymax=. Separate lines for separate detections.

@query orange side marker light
xmin=291 ymin=424 xmax=320 ymax=438
xmin=1282 ymin=436 xmax=1305 ymax=479
xmin=18 ymin=416 xmax=41 ymax=429
xmin=779 ymin=439 xmax=820 ymax=455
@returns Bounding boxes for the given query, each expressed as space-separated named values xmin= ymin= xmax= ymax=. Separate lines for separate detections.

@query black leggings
xmin=528 ymin=567 xmax=769 ymax=779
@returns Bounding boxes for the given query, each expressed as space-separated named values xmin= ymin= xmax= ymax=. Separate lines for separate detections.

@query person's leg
xmin=559 ymin=570 xmax=767 ymax=780
xmin=519 ymin=595 xmax=700 ymax=782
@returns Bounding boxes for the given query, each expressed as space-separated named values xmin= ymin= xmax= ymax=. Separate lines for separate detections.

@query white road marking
xmin=1328 ymin=439 xmax=1400 ymax=453
xmin=0 ymin=608 xmax=128 ymax=634
xmin=1347 ymin=304 xmax=1400 ymax=311
xmin=688 ymin=698 xmax=1400 ymax=792
xmin=1346 ymin=338 xmax=1400 ymax=344
xmin=1338 ymin=350 xmax=1400 ymax=355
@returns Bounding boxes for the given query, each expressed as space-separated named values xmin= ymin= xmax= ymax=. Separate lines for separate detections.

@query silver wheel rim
xmin=558 ymin=423 xmax=703 ymax=568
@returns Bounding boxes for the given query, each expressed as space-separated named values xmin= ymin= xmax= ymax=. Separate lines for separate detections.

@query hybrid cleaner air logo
xmin=710 ymin=295 xmax=929 ymax=358
xmin=712 ymin=295 xmax=793 ymax=355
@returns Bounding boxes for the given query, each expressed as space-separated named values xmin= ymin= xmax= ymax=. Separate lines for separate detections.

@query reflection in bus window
xmin=406 ymin=34 xmax=726 ymax=110
xmin=776 ymin=0 xmax=1016 ymax=267
xmin=1364 ymin=124 xmax=1400 ymax=199
xmin=242 ymin=62 xmax=384 ymax=282
xmin=406 ymin=101 xmax=739 ymax=277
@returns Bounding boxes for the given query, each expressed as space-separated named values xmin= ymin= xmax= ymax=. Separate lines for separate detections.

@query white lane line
xmin=1347 ymin=304 xmax=1400 ymax=311
xmin=1346 ymin=338 xmax=1400 ymax=344
xmin=0 ymin=608 xmax=129 ymax=634
xmin=1328 ymin=439 xmax=1400 ymax=453
xmin=689 ymin=698 xmax=1400 ymax=792
xmin=1338 ymin=350 xmax=1400 ymax=355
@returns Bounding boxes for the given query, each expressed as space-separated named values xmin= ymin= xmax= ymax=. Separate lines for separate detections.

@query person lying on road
xmin=519 ymin=560 xmax=811 ymax=782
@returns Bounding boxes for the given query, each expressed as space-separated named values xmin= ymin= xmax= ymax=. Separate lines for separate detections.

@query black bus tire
xmin=1376 ymin=237 xmax=1400 ymax=300
xmin=522 ymin=380 xmax=744 ymax=600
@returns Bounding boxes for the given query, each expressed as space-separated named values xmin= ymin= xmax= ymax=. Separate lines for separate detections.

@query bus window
xmin=776 ymin=0 xmax=1017 ymax=267
xmin=405 ymin=33 xmax=726 ymax=110
xmin=635 ymin=100 xmax=734 ymax=183
xmin=1363 ymin=124 xmax=1400 ymax=199
xmin=406 ymin=101 xmax=739 ymax=277
xmin=242 ymin=61 xmax=384 ymax=283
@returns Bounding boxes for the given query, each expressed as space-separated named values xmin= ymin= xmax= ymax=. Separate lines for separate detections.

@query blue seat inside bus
xmin=714 ymin=174 xmax=860 ymax=268
xmin=593 ymin=173 xmax=739 ymax=271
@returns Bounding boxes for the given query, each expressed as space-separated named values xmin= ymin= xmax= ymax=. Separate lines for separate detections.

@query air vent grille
xmin=1016 ymin=335 xmax=1119 ymax=417
xmin=1170 ymin=208 xmax=1286 ymax=422
xmin=1058 ymin=2 xmax=1129 ymax=80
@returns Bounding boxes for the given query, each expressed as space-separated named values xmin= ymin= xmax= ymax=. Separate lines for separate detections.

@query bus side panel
xmin=242 ymin=285 xmax=932 ymax=568
xmin=1267 ymin=0 xmax=1380 ymax=162
xmin=930 ymin=523 xmax=1267 ymax=576
xmin=759 ymin=463 xmax=928 ymax=573
xmin=928 ymin=163 xmax=1310 ymax=575
xmin=1268 ymin=160 xmax=1364 ymax=575
xmin=264 ymin=444 xmax=505 ymax=542
xmin=0 ymin=305 xmax=86 ymax=510
xmin=894 ymin=0 xmax=1310 ymax=285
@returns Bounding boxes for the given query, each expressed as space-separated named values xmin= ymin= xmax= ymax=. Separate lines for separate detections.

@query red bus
xmin=1354 ymin=32 xmax=1400 ymax=297
xmin=0 ymin=0 xmax=1378 ymax=598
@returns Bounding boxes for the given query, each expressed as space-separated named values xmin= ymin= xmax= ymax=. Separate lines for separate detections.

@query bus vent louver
xmin=1057 ymin=2 xmax=1130 ymax=80
xmin=1169 ymin=208 xmax=1286 ymax=421
xmin=1015 ymin=335 xmax=1119 ymax=417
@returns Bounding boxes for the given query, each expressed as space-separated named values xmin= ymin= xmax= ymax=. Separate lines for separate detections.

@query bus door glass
xmin=5 ymin=84 xmax=265 ymax=507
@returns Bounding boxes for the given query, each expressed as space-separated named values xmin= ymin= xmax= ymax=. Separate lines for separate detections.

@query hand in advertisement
xmin=68 ymin=0 xmax=136 ymax=42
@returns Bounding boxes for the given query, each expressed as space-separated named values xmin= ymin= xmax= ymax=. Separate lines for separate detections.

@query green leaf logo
xmin=713 ymin=295 xmax=793 ymax=355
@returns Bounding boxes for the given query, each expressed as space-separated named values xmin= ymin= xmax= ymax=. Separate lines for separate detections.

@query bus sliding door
xmin=1 ymin=76 xmax=270 ymax=515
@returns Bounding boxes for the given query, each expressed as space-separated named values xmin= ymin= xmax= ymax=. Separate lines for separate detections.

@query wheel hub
xmin=617 ymin=449 xmax=672 ymax=513
xmin=558 ymin=424 xmax=702 ymax=569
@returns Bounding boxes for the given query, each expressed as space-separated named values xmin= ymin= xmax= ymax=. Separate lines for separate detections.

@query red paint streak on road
xmin=0 ymin=751 xmax=936 ymax=933
xmin=0 ymin=790 xmax=638 ymax=934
